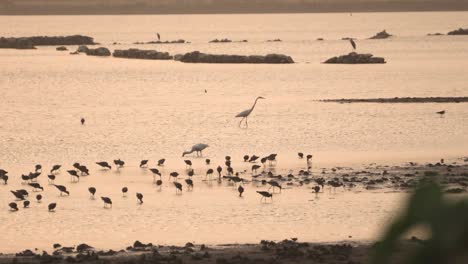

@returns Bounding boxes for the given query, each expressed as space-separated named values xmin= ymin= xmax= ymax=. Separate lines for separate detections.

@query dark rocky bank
xmin=176 ymin=51 xmax=294 ymax=64
xmin=113 ymin=49 xmax=173 ymax=60
xmin=324 ymin=52 xmax=386 ymax=64
xmin=320 ymin=97 xmax=468 ymax=103
xmin=0 ymin=35 xmax=96 ymax=49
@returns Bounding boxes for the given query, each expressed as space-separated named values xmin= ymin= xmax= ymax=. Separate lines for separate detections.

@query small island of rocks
xmin=324 ymin=52 xmax=386 ymax=64
xmin=176 ymin=51 xmax=294 ymax=64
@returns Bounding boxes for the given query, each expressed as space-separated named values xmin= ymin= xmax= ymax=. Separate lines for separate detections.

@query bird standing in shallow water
xmin=436 ymin=110 xmax=445 ymax=117
xmin=174 ymin=182 xmax=182 ymax=194
xmin=257 ymin=191 xmax=273 ymax=202
xmin=88 ymin=187 xmax=96 ymax=198
xmin=136 ymin=193 xmax=143 ymax=204
xmin=140 ymin=160 xmax=148 ymax=168
xmin=96 ymin=161 xmax=112 ymax=170
xmin=53 ymin=185 xmax=69 ymax=196
xmin=81 ymin=118 xmax=85 ymax=125
xmin=122 ymin=187 xmax=128 ymax=197
xmin=9 ymin=202 xmax=18 ymax=211
xmin=235 ymin=96 xmax=265 ymax=128
xmin=182 ymin=143 xmax=209 ymax=157
xmin=185 ymin=179 xmax=193 ymax=190
xmin=101 ymin=197 xmax=112 ymax=208
xmin=238 ymin=185 xmax=244 ymax=197
xmin=48 ymin=203 xmax=56 ymax=212
xmin=36 ymin=194 xmax=42 ymax=202
xmin=157 ymin=159 xmax=165 ymax=166
xmin=23 ymin=200 xmax=30 ymax=208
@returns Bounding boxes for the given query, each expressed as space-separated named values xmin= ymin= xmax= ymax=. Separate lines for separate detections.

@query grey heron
xmin=235 ymin=96 xmax=265 ymax=128
xmin=182 ymin=143 xmax=209 ymax=157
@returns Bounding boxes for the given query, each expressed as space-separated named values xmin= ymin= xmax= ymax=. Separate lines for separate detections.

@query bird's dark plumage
xmin=140 ymin=160 xmax=148 ymax=168
xmin=9 ymin=202 xmax=18 ymax=211
xmin=136 ymin=193 xmax=143 ymax=204
xmin=96 ymin=162 xmax=112 ymax=170
xmin=53 ymin=185 xmax=69 ymax=196
xmin=48 ymin=203 xmax=57 ymax=211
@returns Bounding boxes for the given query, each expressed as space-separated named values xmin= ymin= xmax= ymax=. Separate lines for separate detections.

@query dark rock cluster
xmin=177 ymin=51 xmax=294 ymax=64
xmin=0 ymin=35 xmax=96 ymax=49
xmin=113 ymin=49 xmax=173 ymax=60
xmin=447 ymin=28 xmax=468 ymax=35
xmin=324 ymin=52 xmax=386 ymax=64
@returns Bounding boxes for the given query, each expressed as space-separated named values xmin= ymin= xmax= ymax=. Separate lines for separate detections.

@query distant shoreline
xmin=1 ymin=1 xmax=468 ymax=16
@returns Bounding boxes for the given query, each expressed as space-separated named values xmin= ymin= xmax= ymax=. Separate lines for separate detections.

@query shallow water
xmin=0 ymin=12 xmax=467 ymax=252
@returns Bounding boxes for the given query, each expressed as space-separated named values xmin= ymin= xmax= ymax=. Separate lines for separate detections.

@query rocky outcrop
xmin=76 ymin=45 xmax=89 ymax=53
xmin=85 ymin=47 xmax=111 ymax=56
xmin=369 ymin=30 xmax=392 ymax=39
xmin=209 ymin=38 xmax=232 ymax=43
xmin=0 ymin=37 xmax=36 ymax=49
xmin=177 ymin=51 xmax=294 ymax=64
xmin=320 ymin=97 xmax=468 ymax=103
xmin=56 ymin=46 xmax=67 ymax=51
xmin=134 ymin=39 xmax=187 ymax=44
xmin=267 ymin=39 xmax=282 ymax=42
xmin=113 ymin=49 xmax=173 ymax=60
xmin=324 ymin=52 xmax=386 ymax=64
xmin=447 ymin=28 xmax=468 ymax=35
xmin=0 ymin=35 xmax=96 ymax=49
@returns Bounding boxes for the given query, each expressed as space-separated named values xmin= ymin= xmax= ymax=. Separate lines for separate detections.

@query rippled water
xmin=0 ymin=12 xmax=467 ymax=253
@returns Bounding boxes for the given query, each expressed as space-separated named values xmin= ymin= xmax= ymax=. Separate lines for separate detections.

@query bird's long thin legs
xmin=239 ymin=117 xmax=245 ymax=127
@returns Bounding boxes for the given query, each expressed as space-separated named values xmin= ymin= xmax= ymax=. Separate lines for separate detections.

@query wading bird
xmin=53 ymin=185 xmax=70 ymax=196
xmin=88 ymin=187 xmax=96 ymax=198
xmin=122 ymin=187 xmax=128 ymax=197
xmin=243 ymin=155 xmax=249 ymax=162
xmin=436 ymin=110 xmax=445 ymax=116
xmin=174 ymin=182 xmax=182 ymax=194
xmin=136 ymin=193 xmax=143 ymax=204
xmin=96 ymin=161 xmax=112 ymax=170
xmin=140 ymin=160 xmax=148 ymax=168
xmin=48 ymin=174 xmax=55 ymax=184
xmin=238 ymin=185 xmax=244 ymax=197
xmin=184 ymin=160 xmax=192 ymax=169
xmin=101 ymin=197 xmax=112 ymax=208
xmin=249 ymin=155 xmax=259 ymax=162
xmin=9 ymin=202 xmax=18 ymax=211
xmin=157 ymin=159 xmax=165 ymax=166
xmin=257 ymin=191 xmax=273 ymax=202
xmin=81 ymin=118 xmax=85 ymax=125
xmin=235 ymin=96 xmax=265 ymax=128
xmin=48 ymin=203 xmax=57 ymax=212
xmin=298 ymin=152 xmax=304 ymax=159
xmin=28 ymin=183 xmax=44 ymax=192
xmin=67 ymin=170 xmax=79 ymax=182
xmin=50 ymin=165 xmax=61 ymax=174
xmin=268 ymin=180 xmax=282 ymax=193
xmin=170 ymin=172 xmax=179 ymax=181
xmin=36 ymin=194 xmax=42 ymax=202
xmin=182 ymin=143 xmax=209 ymax=157
xmin=185 ymin=179 xmax=193 ymax=190
xmin=23 ymin=200 xmax=30 ymax=208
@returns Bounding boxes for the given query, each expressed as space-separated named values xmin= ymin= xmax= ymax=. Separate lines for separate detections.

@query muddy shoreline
xmin=0 ymin=238 xmax=429 ymax=264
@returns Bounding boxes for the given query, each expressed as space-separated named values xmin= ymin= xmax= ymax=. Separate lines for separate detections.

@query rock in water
xmin=0 ymin=35 xmax=96 ymax=49
xmin=324 ymin=52 xmax=386 ymax=64
xmin=85 ymin=47 xmax=111 ymax=57
xmin=56 ymin=46 xmax=67 ymax=51
xmin=178 ymin=51 xmax=294 ymax=64
xmin=113 ymin=49 xmax=173 ymax=60
xmin=447 ymin=28 xmax=468 ymax=35
xmin=369 ymin=30 xmax=392 ymax=39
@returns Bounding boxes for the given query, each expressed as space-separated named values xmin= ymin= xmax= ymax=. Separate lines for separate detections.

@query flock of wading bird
xmin=0 ymin=144 xmax=342 ymax=212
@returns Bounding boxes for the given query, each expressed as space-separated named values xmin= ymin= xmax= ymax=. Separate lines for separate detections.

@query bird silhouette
xmin=48 ymin=203 xmax=57 ymax=212
xmin=235 ymin=96 xmax=265 ymax=128
xmin=53 ymin=185 xmax=70 ymax=196
xmin=23 ymin=200 xmax=30 ymax=208
xmin=436 ymin=110 xmax=445 ymax=116
xmin=252 ymin=165 xmax=261 ymax=174
xmin=157 ymin=159 xmax=165 ymax=166
xmin=11 ymin=190 xmax=25 ymax=200
xmin=182 ymin=143 xmax=209 ymax=157
xmin=28 ymin=183 xmax=44 ymax=191
xmin=243 ymin=155 xmax=249 ymax=162
xmin=96 ymin=161 xmax=112 ymax=170
xmin=298 ymin=152 xmax=304 ymax=159
xmin=205 ymin=159 xmax=211 ymax=165
xmin=101 ymin=197 xmax=112 ymax=208
xmin=50 ymin=165 xmax=61 ymax=174
xmin=67 ymin=170 xmax=80 ymax=182
xmin=136 ymin=193 xmax=143 ymax=204
xmin=114 ymin=159 xmax=125 ymax=169
xmin=184 ymin=160 xmax=192 ymax=168
xmin=248 ymin=155 xmax=258 ymax=162
xmin=238 ymin=185 xmax=244 ymax=197
xmin=36 ymin=194 xmax=42 ymax=202
xmin=9 ymin=202 xmax=18 ymax=211
xmin=122 ymin=187 xmax=128 ymax=197
xmin=48 ymin=174 xmax=56 ymax=184
xmin=140 ymin=160 xmax=148 ymax=168
xmin=1 ymin=175 xmax=8 ymax=184
xmin=35 ymin=164 xmax=42 ymax=173
xmin=174 ymin=182 xmax=182 ymax=193
xmin=206 ymin=168 xmax=214 ymax=180
xmin=268 ymin=180 xmax=282 ymax=193
xmin=185 ymin=179 xmax=193 ymax=190
xmin=88 ymin=187 xmax=96 ymax=198
xmin=170 ymin=172 xmax=179 ymax=181
xmin=81 ymin=118 xmax=85 ymax=125
xmin=257 ymin=191 xmax=273 ymax=202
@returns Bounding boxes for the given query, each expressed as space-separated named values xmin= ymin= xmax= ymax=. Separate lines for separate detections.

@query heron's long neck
xmin=250 ymin=98 xmax=260 ymax=112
